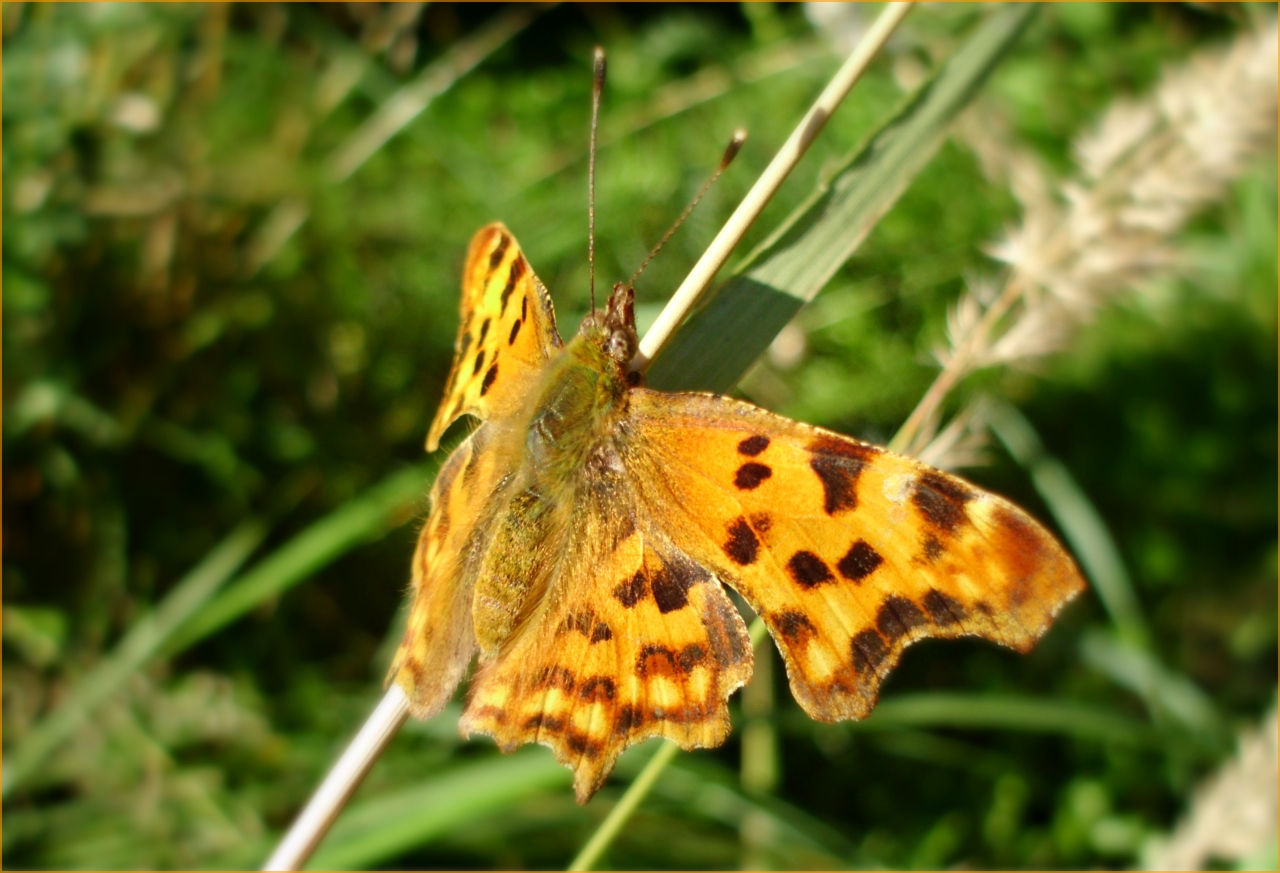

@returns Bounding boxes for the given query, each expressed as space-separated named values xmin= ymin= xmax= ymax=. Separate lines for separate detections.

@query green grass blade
xmin=1079 ymin=630 xmax=1226 ymax=745
xmin=163 ymin=463 xmax=433 ymax=656
xmin=648 ymin=3 xmax=1039 ymax=394
xmin=850 ymin=692 xmax=1161 ymax=746
xmin=305 ymin=751 xmax=571 ymax=870
xmin=2 ymin=518 xmax=268 ymax=797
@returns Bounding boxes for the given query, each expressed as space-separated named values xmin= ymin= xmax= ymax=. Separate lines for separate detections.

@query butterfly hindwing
xmin=390 ymin=426 xmax=490 ymax=719
xmin=460 ymin=471 xmax=753 ymax=802
xmin=625 ymin=390 xmax=1086 ymax=722
xmin=426 ymin=223 xmax=563 ymax=451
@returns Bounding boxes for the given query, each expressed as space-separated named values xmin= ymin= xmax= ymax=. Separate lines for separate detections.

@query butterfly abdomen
xmin=472 ymin=331 xmax=630 ymax=656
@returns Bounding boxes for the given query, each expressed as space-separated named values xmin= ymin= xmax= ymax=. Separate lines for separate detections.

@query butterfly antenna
xmin=588 ymin=47 xmax=605 ymax=315
xmin=629 ymin=127 xmax=747 ymax=290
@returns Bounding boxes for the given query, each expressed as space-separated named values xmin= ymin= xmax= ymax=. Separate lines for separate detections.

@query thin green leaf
xmin=163 ymin=463 xmax=433 ymax=656
xmin=849 ymin=692 xmax=1161 ymax=746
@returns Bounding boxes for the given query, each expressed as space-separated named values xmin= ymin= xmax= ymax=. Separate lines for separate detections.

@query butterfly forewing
xmin=624 ymin=390 xmax=1086 ymax=722
xmin=426 ymin=224 xmax=563 ymax=451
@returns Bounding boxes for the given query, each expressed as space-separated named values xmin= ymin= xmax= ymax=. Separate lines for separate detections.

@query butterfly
xmin=388 ymin=222 xmax=1086 ymax=803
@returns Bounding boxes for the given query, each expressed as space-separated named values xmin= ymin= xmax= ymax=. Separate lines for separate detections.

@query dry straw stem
xmin=892 ymin=20 xmax=1279 ymax=457
xmin=260 ymin=8 xmax=914 ymax=870
xmin=262 ymin=687 xmax=410 ymax=871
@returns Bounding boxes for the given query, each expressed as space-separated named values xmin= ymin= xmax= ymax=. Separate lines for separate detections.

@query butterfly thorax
xmin=471 ymin=285 xmax=638 ymax=655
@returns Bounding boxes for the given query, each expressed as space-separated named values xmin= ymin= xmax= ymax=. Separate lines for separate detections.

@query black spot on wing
xmin=613 ymin=571 xmax=647 ymax=608
xmin=650 ymin=567 xmax=689 ymax=614
xmin=921 ymin=534 xmax=945 ymax=563
xmin=500 ymin=258 xmax=525 ymax=315
xmin=488 ymin=234 xmax=511 ymax=269
xmin=472 ymin=349 xmax=486 ymax=376
xmin=578 ymin=676 xmax=616 ymax=702
xmin=876 ymin=595 xmax=927 ymax=643
xmin=565 ymin=730 xmax=601 ymax=758
xmin=615 ymin=705 xmax=644 ymax=735
xmin=787 ymin=551 xmax=835 ymax=588
xmin=677 ymin=644 xmax=707 ymax=673
xmin=922 ymin=588 xmax=966 ymax=626
xmin=480 ymin=362 xmax=499 ymax=396
xmin=534 ymin=665 xmax=576 ymax=694
xmin=737 ymin=435 xmax=770 ymax=456
xmin=557 ymin=611 xmax=614 ymax=643
xmin=636 ymin=644 xmax=677 ymax=677
xmin=837 ymin=540 xmax=883 ymax=582
xmin=509 ymin=318 xmax=522 ymax=345
xmin=808 ymin=436 xmax=878 ymax=515
xmin=723 ymin=518 xmax=758 ymax=566
xmin=911 ymin=470 xmax=976 ymax=534
xmin=734 ymin=462 xmax=772 ymax=490
xmin=521 ymin=294 xmax=528 ymax=320
xmin=478 ymin=318 xmax=491 ymax=345
xmin=650 ymin=554 xmax=708 ymax=614
xmin=774 ymin=610 xmax=817 ymax=645
xmin=523 ymin=713 xmax=565 ymax=733
xmin=850 ymin=629 xmax=888 ymax=675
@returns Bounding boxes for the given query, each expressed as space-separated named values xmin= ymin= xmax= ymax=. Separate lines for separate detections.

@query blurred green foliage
xmin=3 ymin=3 xmax=1275 ymax=870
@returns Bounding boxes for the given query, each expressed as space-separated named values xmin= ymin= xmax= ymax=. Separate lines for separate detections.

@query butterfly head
xmin=579 ymin=282 xmax=638 ymax=367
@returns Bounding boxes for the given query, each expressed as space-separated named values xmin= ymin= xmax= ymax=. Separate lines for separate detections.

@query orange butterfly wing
xmin=460 ymin=502 xmax=753 ymax=802
xmin=625 ymin=390 xmax=1087 ymax=722
xmin=426 ymin=223 xmax=562 ymax=451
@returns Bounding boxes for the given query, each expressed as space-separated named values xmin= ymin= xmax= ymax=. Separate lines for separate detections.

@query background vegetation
xmin=3 ymin=3 xmax=1275 ymax=869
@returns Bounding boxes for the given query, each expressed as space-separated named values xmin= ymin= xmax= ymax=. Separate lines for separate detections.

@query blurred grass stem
xmin=568 ymin=740 xmax=682 ymax=872
xmin=632 ymin=1 xmax=914 ymax=372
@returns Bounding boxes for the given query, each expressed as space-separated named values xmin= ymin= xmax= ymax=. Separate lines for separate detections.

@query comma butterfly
xmin=387 ymin=219 xmax=1086 ymax=802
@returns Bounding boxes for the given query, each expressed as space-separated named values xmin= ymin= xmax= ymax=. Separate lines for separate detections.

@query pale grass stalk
xmin=262 ymin=686 xmax=410 ymax=871
xmin=260 ymin=8 xmax=914 ymax=870
xmin=891 ymin=21 xmax=1278 ymax=456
